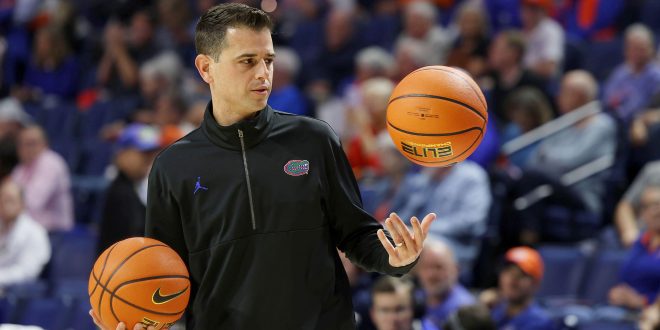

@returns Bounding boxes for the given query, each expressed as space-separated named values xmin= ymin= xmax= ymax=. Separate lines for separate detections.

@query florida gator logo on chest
xmin=284 ymin=160 xmax=310 ymax=176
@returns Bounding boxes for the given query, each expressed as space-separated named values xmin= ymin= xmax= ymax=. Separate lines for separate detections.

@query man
xmin=416 ymin=240 xmax=475 ymax=329
xmin=616 ymin=160 xmax=660 ymax=247
xmin=609 ymin=185 xmax=660 ymax=310
xmin=604 ymin=23 xmax=660 ymax=123
xmin=92 ymin=4 xmax=435 ymax=330
xmin=520 ymin=0 xmax=564 ymax=79
xmin=527 ymin=70 xmax=616 ymax=221
xmin=370 ymin=276 xmax=436 ymax=330
xmin=11 ymin=125 xmax=73 ymax=231
xmin=96 ymin=124 xmax=160 ymax=256
xmin=479 ymin=247 xmax=555 ymax=330
xmin=487 ymin=29 xmax=549 ymax=126
xmin=0 ymin=180 xmax=51 ymax=288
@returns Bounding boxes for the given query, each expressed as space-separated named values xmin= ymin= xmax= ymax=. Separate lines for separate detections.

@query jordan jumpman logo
xmin=194 ymin=177 xmax=208 ymax=195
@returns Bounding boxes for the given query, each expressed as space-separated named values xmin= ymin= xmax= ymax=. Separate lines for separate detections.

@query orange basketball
xmin=89 ymin=237 xmax=190 ymax=330
xmin=386 ymin=66 xmax=488 ymax=167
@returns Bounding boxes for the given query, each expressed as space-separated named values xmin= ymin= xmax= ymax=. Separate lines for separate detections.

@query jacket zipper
xmin=238 ymin=129 xmax=257 ymax=230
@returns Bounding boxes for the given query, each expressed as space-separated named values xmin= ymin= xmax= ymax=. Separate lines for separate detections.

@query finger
xmin=131 ymin=323 xmax=144 ymax=330
xmin=377 ymin=229 xmax=398 ymax=258
xmin=116 ymin=322 xmax=126 ymax=330
xmin=89 ymin=310 xmax=103 ymax=328
xmin=411 ymin=217 xmax=424 ymax=251
xmin=390 ymin=213 xmax=414 ymax=249
xmin=147 ymin=326 xmax=157 ymax=330
xmin=384 ymin=218 xmax=403 ymax=245
xmin=420 ymin=213 xmax=437 ymax=237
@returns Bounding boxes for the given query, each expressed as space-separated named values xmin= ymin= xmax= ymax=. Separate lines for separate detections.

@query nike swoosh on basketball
xmin=152 ymin=287 xmax=189 ymax=305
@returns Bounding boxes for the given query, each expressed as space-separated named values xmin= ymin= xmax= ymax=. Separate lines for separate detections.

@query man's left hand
xmin=377 ymin=212 xmax=436 ymax=267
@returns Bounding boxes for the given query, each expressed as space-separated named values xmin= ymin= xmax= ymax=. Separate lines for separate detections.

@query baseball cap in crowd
xmin=116 ymin=124 xmax=161 ymax=152
xmin=505 ymin=246 xmax=544 ymax=283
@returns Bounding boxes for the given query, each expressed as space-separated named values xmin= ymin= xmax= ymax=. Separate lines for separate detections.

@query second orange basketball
xmin=386 ymin=66 xmax=488 ymax=167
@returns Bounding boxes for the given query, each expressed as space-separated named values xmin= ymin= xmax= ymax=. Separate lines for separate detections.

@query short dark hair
xmin=500 ymin=29 xmax=526 ymax=62
xmin=194 ymin=3 xmax=273 ymax=59
xmin=371 ymin=276 xmax=413 ymax=298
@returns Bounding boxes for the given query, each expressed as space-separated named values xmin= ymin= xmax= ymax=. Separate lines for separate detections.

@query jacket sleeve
xmin=322 ymin=126 xmax=418 ymax=276
xmin=144 ymin=159 xmax=188 ymax=264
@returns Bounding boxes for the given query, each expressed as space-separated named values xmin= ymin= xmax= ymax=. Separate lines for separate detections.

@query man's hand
xmin=377 ymin=212 xmax=436 ymax=267
xmin=608 ymin=284 xmax=647 ymax=309
xmin=89 ymin=310 xmax=162 ymax=330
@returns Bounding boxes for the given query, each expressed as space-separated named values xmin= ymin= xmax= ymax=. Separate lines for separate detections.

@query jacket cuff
xmin=383 ymin=255 xmax=420 ymax=277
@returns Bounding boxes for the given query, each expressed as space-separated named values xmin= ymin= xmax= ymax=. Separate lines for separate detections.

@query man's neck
xmin=506 ymin=296 xmax=532 ymax=317
xmin=211 ymin=97 xmax=257 ymax=127
xmin=426 ymin=288 xmax=451 ymax=307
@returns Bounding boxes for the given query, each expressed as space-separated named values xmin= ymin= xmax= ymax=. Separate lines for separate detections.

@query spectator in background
xmin=616 ymin=160 xmax=660 ymax=247
xmin=395 ymin=38 xmax=432 ymax=81
xmin=604 ymin=23 xmax=660 ymax=123
xmin=393 ymin=161 xmax=491 ymax=266
xmin=269 ymin=47 xmax=308 ymax=116
xmin=416 ymin=239 xmax=475 ymax=329
xmin=11 ymin=125 xmax=73 ymax=231
xmin=346 ymin=77 xmax=394 ymax=179
xmin=479 ymin=247 xmax=555 ymax=330
xmin=560 ymin=0 xmax=625 ymax=41
xmin=500 ymin=87 xmax=553 ymax=168
xmin=487 ymin=29 xmax=549 ymax=126
xmin=0 ymin=180 xmax=50 ymax=289
xmin=639 ymin=301 xmax=660 ymax=330
xmin=443 ymin=305 xmax=496 ymax=330
xmin=359 ymin=134 xmax=412 ymax=221
xmin=0 ymin=98 xmax=31 ymax=180
xmin=155 ymin=0 xmax=196 ymax=66
xmin=396 ymin=1 xmax=452 ymax=67
xmin=97 ymin=10 xmax=160 ymax=96
xmin=520 ymin=0 xmax=564 ymax=79
xmin=370 ymin=276 xmax=435 ymax=330
xmin=609 ymin=184 xmax=660 ymax=310
xmin=15 ymin=25 xmax=80 ymax=101
xmin=446 ymin=2 xmax=490 ymax=79
xmin=527 ymin=70 xmax=616 ymax=217
xmin=97 ymin=124 xmax=160 ymax=256
xmin=343 ymin=46 xmax=396 ymax=112
xmin=138 ymin=51 xmax=183 ymax=108
xmin=314 ymin=8 xmax=362 ymax=90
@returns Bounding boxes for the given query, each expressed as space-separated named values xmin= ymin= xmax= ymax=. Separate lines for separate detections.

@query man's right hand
xmin=89 ymin=310 xmax=159 ymax=330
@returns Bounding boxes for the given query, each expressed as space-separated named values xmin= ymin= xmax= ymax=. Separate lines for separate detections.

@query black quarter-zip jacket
xmin=145 ymin=102 xmax=417 ymax=329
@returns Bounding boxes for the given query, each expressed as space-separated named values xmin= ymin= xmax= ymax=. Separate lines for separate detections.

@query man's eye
xmin=241 ymin=59 xmax=253 ymax=64
xmin=265 ymin=59 xmax=274 ymax=65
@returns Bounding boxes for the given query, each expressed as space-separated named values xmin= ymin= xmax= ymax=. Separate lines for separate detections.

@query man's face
xmin=640 ymin=187 xmax=660 ymax=233
xmin=557 ymin=76 xmax=584 ymax=114
xmin=370 ymin=291 xmax=414 ymax=330
xmin=625 ymin=35 xmax=653 ymax=70
xmin=488 ymin=35 xmax=515 ymax=70
xmin=499 ymin=265 xmax=536 ymax=304
xmin=417 ymin=248 xmax=457 ymax=297
xmin=17 ymin=127 xmax=46 ymax=165
xmin=205 ymin=27 xmax=274 ymax=118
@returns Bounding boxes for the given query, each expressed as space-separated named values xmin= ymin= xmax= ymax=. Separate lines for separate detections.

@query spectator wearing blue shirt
xmin=20 ymin=25 xmax=80 ymax=101
xmin=604 ymin=24 xmax=660 ymax=123
xmin=416 ymin=239 xmax=476 ymax=329
xmin=268 ymin=47 xmax=308 ymax=116
xmin=609 ymin=184 xmax=660 ymax=310
xmin=480 ymin=247 xmax=556 ymax=330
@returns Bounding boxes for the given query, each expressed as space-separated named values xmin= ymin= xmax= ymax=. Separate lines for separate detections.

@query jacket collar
xmin=201 ymin=101 xmax=273 ymax=150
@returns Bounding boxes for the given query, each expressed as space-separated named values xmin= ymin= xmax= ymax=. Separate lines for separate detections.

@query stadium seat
xmin=53 ymin=279 xmax=89 ymax=300
xmin=66 ymin=299 xmax=96 ymax=330
xmin=2 ymin=281 xmax=48 ymax=299
xmin=579 ymin=249 xmax=628 ymax=305
xmin=14 ymin=297 xmax=75 ymax=330
xmin=537 ymin=245 xmax=590 ymax=299
xmin=579 ymin=320 xmax=637 ymax=330
xmin=49 ymin=227 xmax=97 ymax=281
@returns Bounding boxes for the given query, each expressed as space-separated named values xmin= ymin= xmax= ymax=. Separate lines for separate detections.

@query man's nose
xmin=255 ymin=59 xmax=270 ymax=80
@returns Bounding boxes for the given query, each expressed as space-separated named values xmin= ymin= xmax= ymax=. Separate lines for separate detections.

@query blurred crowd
xmin=1 ymin=0 xmax=660 ymax=329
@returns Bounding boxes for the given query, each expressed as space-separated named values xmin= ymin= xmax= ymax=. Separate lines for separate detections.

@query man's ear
xmin=195 ymin=54 xmax=213 ymax=84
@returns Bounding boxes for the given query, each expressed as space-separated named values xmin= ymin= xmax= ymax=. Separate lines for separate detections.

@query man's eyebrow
xmin=235 ymin=53 xmax=257 ymax=59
